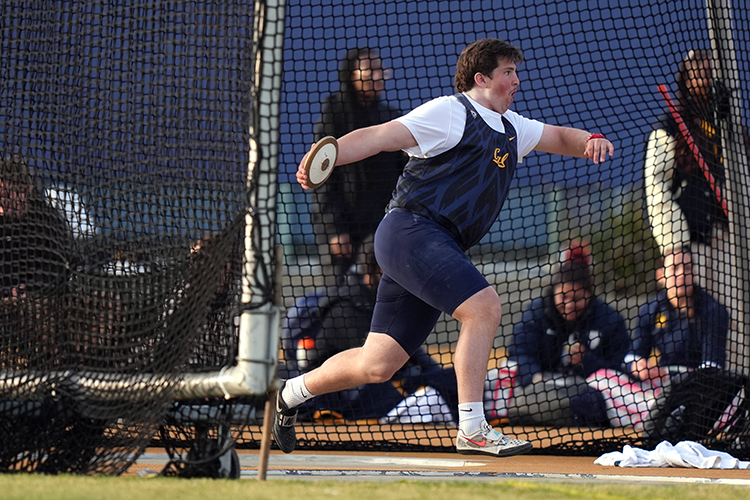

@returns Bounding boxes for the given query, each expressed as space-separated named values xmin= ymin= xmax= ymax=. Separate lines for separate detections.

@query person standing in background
xmin=644 ymin=49 xmax=737 ymax=297
xmin=311 ymin=47 xmax=406 ymax=281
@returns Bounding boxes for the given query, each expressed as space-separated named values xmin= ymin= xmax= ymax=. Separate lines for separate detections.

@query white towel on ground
xmin=594 ymin=440 xmax=750 ymax=469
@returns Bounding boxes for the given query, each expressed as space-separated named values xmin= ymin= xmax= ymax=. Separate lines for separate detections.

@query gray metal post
xmin=706 ymin=0 xmax=750 ymax=374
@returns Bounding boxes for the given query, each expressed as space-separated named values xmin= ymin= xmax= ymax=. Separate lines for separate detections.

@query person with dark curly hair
xmin=279 ymin=38 xmax=615 ymax=457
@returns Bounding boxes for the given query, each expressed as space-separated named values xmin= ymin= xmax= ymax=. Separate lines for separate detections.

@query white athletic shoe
xmin=456 ymin=421 xmax=533 ymax=457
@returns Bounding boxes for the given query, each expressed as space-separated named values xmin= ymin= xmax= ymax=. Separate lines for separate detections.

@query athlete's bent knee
xmin=453 ymin=287 xmax=502 ymax=325
xmin=362 ymin=361 xmax=400 ymax=384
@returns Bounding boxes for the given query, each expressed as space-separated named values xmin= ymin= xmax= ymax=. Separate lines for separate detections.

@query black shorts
xmin=370 ymin=208 xmax=491 ymax=354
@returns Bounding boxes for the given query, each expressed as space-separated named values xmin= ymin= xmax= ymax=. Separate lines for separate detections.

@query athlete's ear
xmin=473 ymin=72 xmax=489 ymax=88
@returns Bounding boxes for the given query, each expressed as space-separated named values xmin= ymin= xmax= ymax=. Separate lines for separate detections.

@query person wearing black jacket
xmin=311 ymin=47 xmax=406 ymax=280
xmin=0 ymin=153 xmax=75 ymax=368
xmin=507 ymin=241 xmax=629 ymax=426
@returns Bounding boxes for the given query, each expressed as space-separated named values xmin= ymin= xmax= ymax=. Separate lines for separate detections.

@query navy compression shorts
xmin=370 ymin=208 xmax=491 ymax=355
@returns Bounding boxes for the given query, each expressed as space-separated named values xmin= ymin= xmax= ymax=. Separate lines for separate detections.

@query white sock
xmin=281 ymin=375 xmax=314 ymax=409
xmin=458 ymin=402 xmax=486 ymax=435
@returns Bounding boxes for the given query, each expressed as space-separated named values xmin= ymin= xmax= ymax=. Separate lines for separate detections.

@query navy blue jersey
xmin=387 ymin=94 xmax=518 ymax=250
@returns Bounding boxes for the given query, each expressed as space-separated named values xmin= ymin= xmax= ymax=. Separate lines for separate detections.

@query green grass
xmin=1 ymin=476 xmax=750 ymax=500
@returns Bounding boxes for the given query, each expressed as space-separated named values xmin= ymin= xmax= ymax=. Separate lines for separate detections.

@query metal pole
xmin=706 ymin=0 xmax=750 ymax=375
xmin=257 ymin=245 xmax=285 ymax=481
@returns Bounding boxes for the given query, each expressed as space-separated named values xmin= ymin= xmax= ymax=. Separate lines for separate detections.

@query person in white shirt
xmin=275 ymin=38 xmax=615 ymax=457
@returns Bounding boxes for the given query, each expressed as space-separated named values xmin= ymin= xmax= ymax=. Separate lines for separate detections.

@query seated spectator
xmin=627 ymin=246 xmax=728 ymax=381
xmin=0 ymin=153 xmax=75 ymax=299
xmin=507 ymin=240 xmax=629 ymax=426
xmin=587 ymin=246 xmax=732 ymax=431
xmin=280 ymin=237 xmax=458 ymax=423
xmin=0 ymin=153 xmax=76 ymax=368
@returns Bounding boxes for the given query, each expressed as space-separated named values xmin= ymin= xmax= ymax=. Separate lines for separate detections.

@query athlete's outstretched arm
xmin=535 ymin=124 xmax=614 ymax=164
xmin=297 ymin=121 xmax=417 ymax=190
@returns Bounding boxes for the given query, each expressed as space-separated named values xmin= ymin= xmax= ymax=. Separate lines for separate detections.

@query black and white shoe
xmin=272 ymin=382 xmax=299 ymax=454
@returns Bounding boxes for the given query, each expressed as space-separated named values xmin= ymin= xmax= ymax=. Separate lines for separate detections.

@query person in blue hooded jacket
xmin=626 ymin=246 xmax=728 ymax=383
xmin=507 ymin=240 xmax=629 ymax=426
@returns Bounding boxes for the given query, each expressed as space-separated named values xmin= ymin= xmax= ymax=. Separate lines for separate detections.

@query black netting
xmin=0 ymin=1 xmax=277 ymax=474
xmin=265 ymin=0 xmax=750 ymax=458
xmin=3 ymin=0 xmax=750 ymax=472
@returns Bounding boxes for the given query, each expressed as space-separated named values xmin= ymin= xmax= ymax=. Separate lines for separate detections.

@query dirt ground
xmin=126 ymin=448 xmax=750 ymax=482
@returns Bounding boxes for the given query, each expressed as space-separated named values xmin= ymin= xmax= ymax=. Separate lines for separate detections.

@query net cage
xmin=2 ymin=0 xmax=750 ymax=476
xmin=0 ymin=0 xmax=283 ymax=476
xmin=263 ymin=0 xmax=750 ymax=457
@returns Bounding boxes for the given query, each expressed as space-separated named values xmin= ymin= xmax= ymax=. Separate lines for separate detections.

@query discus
xmin=303 ymin=136 xmax=338 ymax=189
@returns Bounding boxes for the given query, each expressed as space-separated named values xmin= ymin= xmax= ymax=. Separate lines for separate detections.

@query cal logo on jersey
xmin=493 ymin=148 xmax=509 ymax=169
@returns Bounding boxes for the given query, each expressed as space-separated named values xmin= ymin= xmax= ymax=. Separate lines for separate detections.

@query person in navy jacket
xmin=626 ymin=246 xmax=728 ymax=383
xmin=508 ymin=240 xmax=629 ymax=426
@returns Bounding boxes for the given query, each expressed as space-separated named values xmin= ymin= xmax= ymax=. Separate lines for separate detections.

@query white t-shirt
xmin=395 ymin=94 xmax=544 ymax=161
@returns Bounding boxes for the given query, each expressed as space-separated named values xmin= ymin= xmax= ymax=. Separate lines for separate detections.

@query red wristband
xmin=586 ymin=133 xmax=605 ymax=142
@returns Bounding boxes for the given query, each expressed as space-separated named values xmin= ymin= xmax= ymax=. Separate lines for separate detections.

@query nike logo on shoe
xmin=465 ymin=437 xmax=486 ymax=447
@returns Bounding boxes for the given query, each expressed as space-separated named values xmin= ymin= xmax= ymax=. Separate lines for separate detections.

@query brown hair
xmin=454 ymin=38 xmax=524 ymax=92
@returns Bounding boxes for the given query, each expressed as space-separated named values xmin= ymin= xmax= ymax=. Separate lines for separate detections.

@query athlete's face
xmin=483 ymin=57 xmax=520 ymax=113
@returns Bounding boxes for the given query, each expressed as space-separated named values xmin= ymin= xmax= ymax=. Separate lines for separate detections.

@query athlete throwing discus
xmin=280 ymin=38 xmax=614 ymax=457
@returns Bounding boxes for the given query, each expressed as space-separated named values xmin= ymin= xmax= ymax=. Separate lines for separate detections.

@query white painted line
xmin=581 ymin=474 xmax=750 ymax=486
xmin=249 ymin=469 xmax=750 ymax=485
xmin=266 ymin=454 xmax=485 ymax=468
xmin=137 ymin=452 xmax=486 ymax=470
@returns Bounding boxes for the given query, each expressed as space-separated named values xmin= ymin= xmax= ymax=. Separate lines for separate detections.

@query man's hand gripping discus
xmin=300 ymin=136 xmax=338 ymax=190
